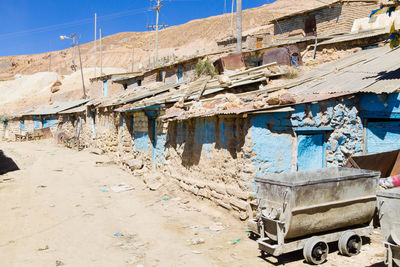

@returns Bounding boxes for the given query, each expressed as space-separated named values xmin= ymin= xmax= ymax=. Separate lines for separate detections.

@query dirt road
xmin=0 ymin=140 xmax=386 ymax=266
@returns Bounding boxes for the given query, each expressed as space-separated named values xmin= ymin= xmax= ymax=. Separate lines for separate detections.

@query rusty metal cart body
xmin=248 ymin=167 xmax=380 ymax=264
xmin=377 ymin=188 xmax=400 ymax=267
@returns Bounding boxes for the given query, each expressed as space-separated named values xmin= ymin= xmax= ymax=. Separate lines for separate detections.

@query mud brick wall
xmin=273 ymin=2 xmax=379 ymax=38
xmin=160 ymin=97 xmax=364 ymax=220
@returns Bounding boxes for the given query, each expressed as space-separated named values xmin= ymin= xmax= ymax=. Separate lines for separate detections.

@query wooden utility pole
xmin=100 ymin=28 xmax=103 ymax=76
xmin=94 ymin=13 xmax=97 ymax=77
xmin=236 ymin=0 xmax=242 ymax=53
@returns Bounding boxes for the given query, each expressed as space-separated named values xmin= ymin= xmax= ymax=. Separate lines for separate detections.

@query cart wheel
xmin=303 ymin=237 xmax=329 ymax=265
xmin=339 ymin=231 xmax=362 ymax=256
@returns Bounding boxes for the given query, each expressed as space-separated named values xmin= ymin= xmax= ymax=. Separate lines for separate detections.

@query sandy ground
xmin=0 ymin=140 xmax=387 ymax=267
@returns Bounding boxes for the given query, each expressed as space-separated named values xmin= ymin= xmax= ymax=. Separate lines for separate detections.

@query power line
xmin=0 ymin=7 xmax=150 ymax=41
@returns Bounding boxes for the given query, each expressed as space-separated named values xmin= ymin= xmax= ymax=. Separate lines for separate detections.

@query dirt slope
xmin=0 ymin=0 xmax=345 ymax=79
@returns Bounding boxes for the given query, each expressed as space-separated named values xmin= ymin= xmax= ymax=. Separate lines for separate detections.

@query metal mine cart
xmin=248 ymin=167 xmax=380 ymax=264
xmin=377 ymin=188 xmax=400 ymax=267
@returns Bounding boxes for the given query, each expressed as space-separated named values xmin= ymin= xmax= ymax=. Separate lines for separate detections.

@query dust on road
xmin=0 ymin=140 xmax=386 ymax=267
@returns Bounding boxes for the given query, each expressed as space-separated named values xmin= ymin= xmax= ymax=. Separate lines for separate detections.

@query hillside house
xmin=90 ymin=55 xmax=205 ymax=97
xmin=217 ymin=25 xmax=274 ymax=51
xmin=272 ymin=0 xmax=379 ymax=38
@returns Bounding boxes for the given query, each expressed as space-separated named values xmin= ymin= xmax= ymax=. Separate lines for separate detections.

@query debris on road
xmin=37 ymin=245 xmax=49 ymax=251
xmin=55 ymin=260 xmax=64 ymax=266
xmin=232 ymin=238 xmax=241 ymax=244
xmin=89 ymin=148 xmax=104 ymax=155
xmin=190 ymin=237 xmax=205 ymax=245
xmin=113 ymin=232 xmax=124 ymax=237
xmin=110 ymin=183 xmax=134 ymax=193
xmin=209 ymin=222 xmax=225 ymax=232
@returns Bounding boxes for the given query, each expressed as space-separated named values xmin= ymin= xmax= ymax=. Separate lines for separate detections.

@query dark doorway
xmin=305 ymin=16 xmax=317 ymax=36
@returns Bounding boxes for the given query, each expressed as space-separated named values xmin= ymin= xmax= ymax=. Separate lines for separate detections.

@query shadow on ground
xmin=255 ymin=236 xmax=375 ymax=266
xmin=0 ymin=150 xmax=19 ymax=175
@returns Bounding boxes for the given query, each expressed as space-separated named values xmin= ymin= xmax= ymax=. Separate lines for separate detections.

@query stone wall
xmin=157 ymin=96 xmax=364 ymax=220
xmin=95 ymin=108 xmax=119 ymax=156
xmin=273 ymin=2 xmax=379 ymax=38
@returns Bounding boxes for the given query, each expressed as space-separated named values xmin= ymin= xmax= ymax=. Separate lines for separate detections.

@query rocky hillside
xmin=0 ymin=0 xmax=347 ymax=80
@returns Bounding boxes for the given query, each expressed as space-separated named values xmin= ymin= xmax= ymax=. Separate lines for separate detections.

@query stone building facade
xmin=273 ymin=1 xmax=379 ymax=38
xmin=4 ymin=92 xmax=399 ymax=221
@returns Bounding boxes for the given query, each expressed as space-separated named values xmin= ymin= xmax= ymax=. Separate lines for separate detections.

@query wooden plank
xmin=196 ymin=77 xmax=211 ymax=101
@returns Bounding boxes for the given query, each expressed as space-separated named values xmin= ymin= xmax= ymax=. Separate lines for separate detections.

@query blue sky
xmin=0 ymin=0 xmax=275 ymax=57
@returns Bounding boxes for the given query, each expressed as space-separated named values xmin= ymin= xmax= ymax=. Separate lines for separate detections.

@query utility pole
xmin=94 ymin=13 xmax=97 ymax=77
xmin=100 ymin=28 xmax=103 ymax=76
xmin=147 ymin=34 xmax=151 ymax=68
xmin=76 ymin=37 xmax=87 ymax=99
xmin=126 ymin=45 xmax=135 ymax=72
xmin=230 ymin=0 xmax=235 ymax=36
xmin=147 ymin=22 xmax=168 ymax=68
xmin=151 ymin=0 xmax=164 ymax=66
xmin=236 ymin=0 xmax=242 ymax=53
xmin=131 ymin=47 xmax=134 ymax=72
xmin=49 ymin=40 xmax=53 ymax=72
xmin=60 ymin=34 xmax=86 ymax=98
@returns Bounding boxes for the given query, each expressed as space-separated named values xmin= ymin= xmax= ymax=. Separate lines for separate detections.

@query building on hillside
xmin=216 ymin=25 xmax=274 ymax=52
xmin=271 ymin=0 xmax=380 ymax=39
xmin=0 ymin=100 xmax=89 ymax=142
xmin=90 ymin=54 xmax=213 ymax=97
xmin=5 ymin=43 xmax=400 ymax=221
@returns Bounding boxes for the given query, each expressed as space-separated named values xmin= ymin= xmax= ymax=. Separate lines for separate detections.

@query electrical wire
xmin=0 ymin=7 xmax=150 ymax=41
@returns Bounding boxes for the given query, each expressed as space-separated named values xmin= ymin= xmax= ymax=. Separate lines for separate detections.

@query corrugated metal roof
xmin=25 ymin=99 xmax=89 ymax=115
xmin=111 ymin=74 xmax=143 ymax=83
xmin=316 ymin=28 xmax=389 ymax=47
xmin=59 ymin=105 xmax=87 ymax=114
xmin=289 ymin=46 xmax=400 ymax=95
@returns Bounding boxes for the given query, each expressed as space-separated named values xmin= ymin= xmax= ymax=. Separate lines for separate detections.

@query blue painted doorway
xmin=297 ymin=133 xmax=325 ymax=171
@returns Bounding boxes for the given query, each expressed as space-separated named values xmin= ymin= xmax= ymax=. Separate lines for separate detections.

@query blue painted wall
xmin=251 ymin=113 xmax=293 ymax=175
xmin=134 ymin=132 xmax=150 ymax=152
xmin=194 ymin=118 xmax=215 ymax=159
xmin=359 ymin=93 xmax=400 ymax=118
xmin=366 ymin=121 xmax=400 ymax=154
xmin=153 ymin=134 xmax=168 ymax=164
xmin=33 ymin=116 xmax=41 ymax=130
xmin=103 ymin=81 xmax=108 ymax=97
xmin=297 ymin=133 xmax=325 ymax=170
xmin=42 ymin=115 xmax=58 ymax=128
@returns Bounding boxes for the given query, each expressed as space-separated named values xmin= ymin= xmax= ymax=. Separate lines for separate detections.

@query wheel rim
xmin=312 ymin=241 xmax=328 ymax=263
xmin=339 ymin=231 xmax=362 ymax=256
xmin=304 ymin=237 xmax=329 ymax=265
